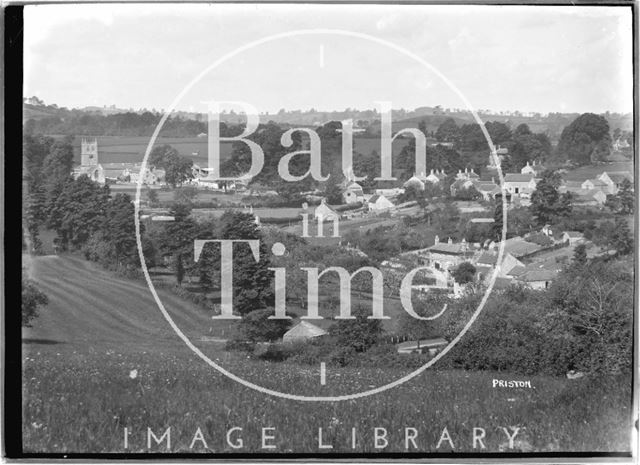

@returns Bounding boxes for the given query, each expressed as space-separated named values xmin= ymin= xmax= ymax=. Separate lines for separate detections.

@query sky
xmin=24 ymin=4 xmax=633 ymax=115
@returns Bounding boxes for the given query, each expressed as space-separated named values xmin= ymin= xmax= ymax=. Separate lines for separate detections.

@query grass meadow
xmin=21 ymin=255 xmax=633 ymax=454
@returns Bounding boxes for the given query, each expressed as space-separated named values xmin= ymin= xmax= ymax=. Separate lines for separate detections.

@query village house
xmin=487 ymin=145 xmax=509 ymax=168
xmin=422 ymin=236 xmax=472 ymax=271
xmin=367 ymin=194 xmax=395 ymax=212
xmin=314 ymin=199 xmax=340 ymax=222
xmin=403 ymin=173 xmax=427 ymax=191
xmin=503 ymin=173 xmax=537 ymax=198
xmin=343 ymin=181 xmax=365 ymax=204
xmin=598 ymin=171 xmax=633 ymax=193
xmin=581 ymin=178 xmax=612 ymax=194
xmin=561 ymin=231 xmax=584 ymax=245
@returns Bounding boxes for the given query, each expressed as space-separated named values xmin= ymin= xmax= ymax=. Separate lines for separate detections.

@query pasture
xmin=66 ymin=135 xmax=411 ymax=166
xmin=20 ymin=254 xmax=633 ymax=454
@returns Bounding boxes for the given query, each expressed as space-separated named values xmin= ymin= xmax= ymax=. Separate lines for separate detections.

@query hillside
xmin=23 ymin=255 xmax=222 ymax=348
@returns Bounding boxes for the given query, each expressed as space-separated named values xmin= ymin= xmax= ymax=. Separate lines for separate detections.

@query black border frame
xmin=3 ymin=1 xmax=637 ymax=461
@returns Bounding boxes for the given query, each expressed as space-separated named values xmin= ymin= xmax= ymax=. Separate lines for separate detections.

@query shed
xmin=397 ymin=338 xmax=448 ymax=355
xmin=282 ymin=321 xmax=328 ymax=343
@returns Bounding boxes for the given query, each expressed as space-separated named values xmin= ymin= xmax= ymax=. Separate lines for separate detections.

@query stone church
xmin=73 ymin=138 xmax=105 ymax=183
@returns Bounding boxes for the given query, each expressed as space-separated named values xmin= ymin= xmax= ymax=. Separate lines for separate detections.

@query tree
xmin=147 ymin=188 xmax=159 ymax=207
xmin=492 ymin=195 xmax=504 ymax=240
xmin=149 ymin=144 xmax=194 ymax=187
xmin=611 ymin=218 xmax=633 ymax=256
xmin=220 ymin=211 xmax=274 ymax=315
xmin=48 ymin=175 xmax=111 ymax=250
xmin=607 ymin=178 xmax=634 ymax=215
xmin=556 ymin=113 xmax=611 ymax=165
xmin=22 ymin=272 xmax=48 ymax=327
xmin=530 ymin=170 xmax=572 ymax=225
xmin=239 ymin=308 xmax=292 ymax=342
xmin=572 ymin=244 xmax=587 ymax=266
xmin=329 ymin=307 xmax=383 ymax=352
xmin=452 ymin=262 xmax=476 ymax=284
xmin=324 ymin=176 xmax=344 ymax=205
xmin=103 ymin=193 xmax=141 ymax=267
xmin=435 ymin=118 xmax=460 ymax=143
xmin=485 ymin=121 xmax=512 ymax=146
xmin=175 ymin=253 xmax=185 ymax=285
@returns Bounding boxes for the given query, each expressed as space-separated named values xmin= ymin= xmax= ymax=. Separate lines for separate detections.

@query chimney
xmin=434 ymin=235 xmax=439 ymax=244
xmin=492 ymin=177 xmax=495 ymax=184
xmin=465 ymin=167 xmax=468 ymax=173
xmin=448 ymin=237 xmax=453 ymax=245
xmin=430 ymin=169 xmax=434 ymax=175
xmin=471 ymin=168 xmax=475 ymax=174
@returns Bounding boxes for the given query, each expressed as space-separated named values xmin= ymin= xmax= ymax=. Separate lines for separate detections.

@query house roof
xmin=517 ymin=269 xmax=557 ymax=283
xmin=475 ymin=181 xmax=500 ymax=192
xmin=476 ymin=251 xmax=498 ymax=265
xmin=428 ymin=242 xmax=468 ymax=255
xmin=585 ymin=179 xmax=608 ymax=187
xmin=344 ymin=181 xmax=363 ymax=191
xmin=563 ymin=231 xmax=583 ymax=238
xmin=103 ymin=169 xmax=125 ymax=178
xmin=501 ymin=237 xmax=542 ymax=258
xmin=470 ymin=217 xmax=495 ymax=224
xmin=283 ymin=321 xmax=327 ymax=339
xmin=397 ymin=338 xmax=448 ymax=350
xmin=504 ymin=173 xmax=535 ymax=183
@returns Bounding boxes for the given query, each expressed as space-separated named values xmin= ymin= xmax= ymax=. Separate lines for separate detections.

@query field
xmin=561 ymin=161 xmax=633 ymax=181
xmin=20 ymin=255 xmax=633 ymax=454
xmin=65 ymin=135 xmax=411 ymax=166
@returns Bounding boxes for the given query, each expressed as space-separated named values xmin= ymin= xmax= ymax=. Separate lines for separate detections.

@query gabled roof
xmin=344 ymin=181 xmax=363 ymax=191
xmin=283 ymin=321 xmax=327 ymax=339
xmin=504 ymin=173 xmax=535 ymax=183
xmin=562 ymin=231 xmax=583 ymax=238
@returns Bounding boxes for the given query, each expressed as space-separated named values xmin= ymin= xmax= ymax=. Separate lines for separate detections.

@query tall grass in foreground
xmin=22 ymin=343 xmax=632 ymax=453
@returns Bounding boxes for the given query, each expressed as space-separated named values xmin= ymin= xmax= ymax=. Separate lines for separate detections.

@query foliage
xmin=605 ymin=178 xmax=634 ymax=215
xmin=435 ymin=118 xmax=460 ymax=143
xmin=238 ymin=308 xmax=292 ymax=343
xmin=451 ymin=262 xmax=476 ymax=284
xmin=328 ymin=307 xmax=384 ymax=352
xmin=556 ymin=113 xmax=611 ymax=165
xmin=22 ymin=272 xmax=48 ymax=327
xmin=149 ymin=144 xmax=194 ymax=187
xmin=530 ymin=170 xmax=572 ymax=225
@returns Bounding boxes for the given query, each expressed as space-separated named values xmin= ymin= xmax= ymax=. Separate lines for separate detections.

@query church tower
xmin=81 ymin=138 xmax=98 ymax=166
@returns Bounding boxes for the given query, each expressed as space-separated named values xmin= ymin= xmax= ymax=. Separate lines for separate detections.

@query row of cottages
xmin=403 ymin=169 xmax=447 ymax=190
xmin=520 ymin=160 xmax=546 ymax=176
xmin=191 ymin=164 xmax=247 ymax=191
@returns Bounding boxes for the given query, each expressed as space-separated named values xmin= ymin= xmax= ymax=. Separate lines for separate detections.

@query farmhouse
xmin=598 ymin=171 xmax=633 ymax=193
xmin=282 ymin=321 xmax=327 ymax=343
xmin=581 ymin=178 xmax=612 ymax=194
